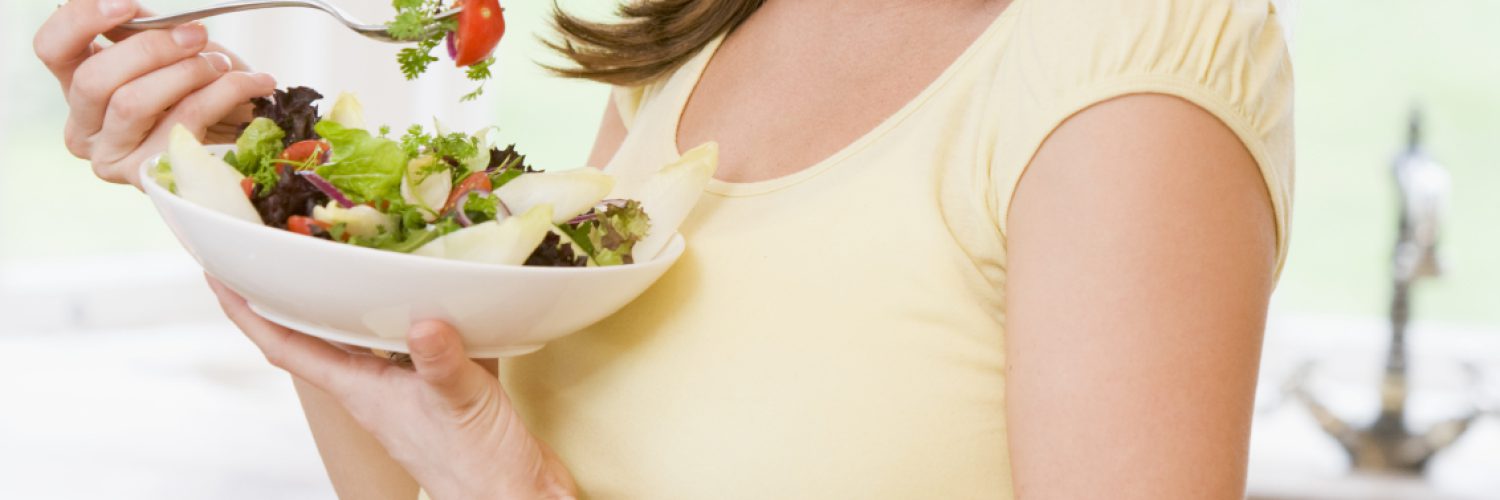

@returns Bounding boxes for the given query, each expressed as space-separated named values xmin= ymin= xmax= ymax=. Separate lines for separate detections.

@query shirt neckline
xmin=664 ymin=3 xmax=1020 ymax=198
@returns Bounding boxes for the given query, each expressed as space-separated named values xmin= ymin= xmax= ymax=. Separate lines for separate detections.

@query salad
xmin=388 ymin=0 xmax=505 ymax=101
xmin=151 ymin=87 xmax=716 ymax=267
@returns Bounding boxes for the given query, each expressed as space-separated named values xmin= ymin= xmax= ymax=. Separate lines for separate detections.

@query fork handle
xmin=120 ymin=0 xmax=324 ymax=30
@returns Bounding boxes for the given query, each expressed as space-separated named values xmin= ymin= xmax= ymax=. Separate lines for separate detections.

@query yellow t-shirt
xmin=496 ymin=0 xmax=1293 ymax=498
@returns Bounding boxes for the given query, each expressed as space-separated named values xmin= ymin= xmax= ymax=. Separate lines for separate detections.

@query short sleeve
xmin=989 ymin=0 xmax=1295 ymax=276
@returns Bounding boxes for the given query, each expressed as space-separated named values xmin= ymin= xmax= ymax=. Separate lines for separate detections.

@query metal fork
xmin=120 ymin=0 xmax=461 ymax=43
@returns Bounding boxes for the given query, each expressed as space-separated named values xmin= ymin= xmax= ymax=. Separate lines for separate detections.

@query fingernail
xmin=249 ymin=72 xmax=277 ymax=88
xmin=171 ymin=23 xmax=207 ymax=49
xmin=409 ymin=324 xmax=447 ymax=358
xmin=99 ymin=0 xmax=134 ymax=18
xmin=202 ymin=52 xmax=232 ymax=73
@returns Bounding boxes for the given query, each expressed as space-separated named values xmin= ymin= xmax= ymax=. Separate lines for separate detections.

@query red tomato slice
xmin=240 ymin=178 xmax=255 ymax=199
xmin=453 ymin=0 xmax=504 ymax=67
xmin=279 ymin=140 xmax=332 ymax=166
xmin=443 ymin=172 xmax=493 ymax=212
xmin=286 ymin=216 xmax=332 ymax=237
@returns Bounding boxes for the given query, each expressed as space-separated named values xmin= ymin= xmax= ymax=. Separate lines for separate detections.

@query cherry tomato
xmin=286 ymin=216 xmax=332 ymax=237
xmin=452 ymin=0 xmax=504 ymax=67
xmin=279 ymin=140 xmax=332 ymax=166
xmin=240 ymin=178 xmax=255 ymax=199
xmin=443 ymin=172 xmax=493 ymax=212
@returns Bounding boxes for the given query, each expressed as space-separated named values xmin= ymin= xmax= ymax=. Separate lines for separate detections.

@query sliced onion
xmin=451 ymin=189 xmax=494 ymax=227
xmin=565 ymin=199 xmax=632 ymax=225
xmin=446 ymin=32 xmax=458 ymax=60
xmin=455 ymin=205 xmax=473 ymax=227
xmin=496 ymin=196 xmax=512 ymax=217
xmin=298 ymin=171 xmax=354 ymax=208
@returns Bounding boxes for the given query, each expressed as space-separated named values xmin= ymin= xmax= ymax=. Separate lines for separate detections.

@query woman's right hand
xmin=34 ymin=0 xmax=278 ymax=187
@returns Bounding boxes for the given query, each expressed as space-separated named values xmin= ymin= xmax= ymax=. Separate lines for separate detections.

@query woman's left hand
xmin=206 ymin=276 xmax=577 ymax=499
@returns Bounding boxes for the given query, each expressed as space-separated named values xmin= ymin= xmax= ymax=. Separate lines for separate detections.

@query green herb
xmin=461 ymin=57 xmax=494 ymax=102
xmin=400 ymin=124 xmax=483 ymax=172
xmin=419 ymin=162 xmax=449 ymax=178
xmin=388 ymin=0 xmax=492 ymax=100
xmin=247 ymin=165 xmax=281 ymax=195
xmin=460 ymin=192 xmax=500 ymax=224
xmin=225 ymin=118 xmax=287 ymax=194
xmin=397 ymin=42 xmax=442 ymax=80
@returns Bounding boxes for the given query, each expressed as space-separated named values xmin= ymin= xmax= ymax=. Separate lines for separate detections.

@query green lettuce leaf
xmin=224 ymin=118 xmax=286 ymax=193
xmin=314 ymin=120 xmax=407 ymax=203
xmin=557 ymin=201 xmax=652 ymax=266
xmin=485 ymin=145 xmax=533 ymax=188
xmin=590 ymin=201 xmax=652 ymax=265
xmin=231 ymin=118 xmax=286 ymax=172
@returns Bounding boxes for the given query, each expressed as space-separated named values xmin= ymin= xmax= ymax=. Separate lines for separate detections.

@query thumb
xmin=408 ymin=320 xmax=491 ymax=409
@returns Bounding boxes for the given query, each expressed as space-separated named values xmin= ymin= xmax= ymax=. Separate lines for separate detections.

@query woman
xmin=34 ymin=0 xmax=1292 ymax=497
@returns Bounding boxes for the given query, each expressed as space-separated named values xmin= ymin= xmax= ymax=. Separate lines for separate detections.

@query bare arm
xmin=1005 ymin=94 xmax=1277 ymax=499
xmin=292 ymin=379 xmax=420 ymax=499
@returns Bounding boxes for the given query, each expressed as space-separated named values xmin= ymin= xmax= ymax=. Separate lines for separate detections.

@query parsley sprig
xmin=400 ymin=124 xmax=480 ymax=162
xmin=388 ymin=0 xmax=494 ymax=101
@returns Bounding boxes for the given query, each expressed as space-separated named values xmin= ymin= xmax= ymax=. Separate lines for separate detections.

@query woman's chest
xmin=502 ymin=148 xmax=1014 ymax=498
xmin=674 ymin=1 xmax=1010 ymax=183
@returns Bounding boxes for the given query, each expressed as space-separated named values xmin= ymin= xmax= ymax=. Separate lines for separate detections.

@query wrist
xmin=467 ymin=463 xmax=572 ymax=500
xmin=473 ymin=411 xmax=576 ymax=500
xmin=489 ymin=440 xmax=576 ymax=499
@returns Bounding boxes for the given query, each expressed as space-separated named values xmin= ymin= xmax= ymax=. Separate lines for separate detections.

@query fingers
xmin=160 ymin=71 xmax=277 ymax=136
xmin=204 ymin=41 xmax=254 ymax=72
xmin=89 ymin=52 xmax=233 ymax=163
xmin=35 ymin=0 xmax=140 ymax=90
xmin=67 ymin=23 xmax=210 ymax=140
xmin=91 ymin=71 xmax=274 ymax=186
xmin=408 ymin=321 xmax=494 ymax=411
xmin=205 ymin=274 xmax=371 ymax=393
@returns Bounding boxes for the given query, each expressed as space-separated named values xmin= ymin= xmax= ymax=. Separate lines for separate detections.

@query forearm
xmin=292 ymin=377 xmax=421 ymax=500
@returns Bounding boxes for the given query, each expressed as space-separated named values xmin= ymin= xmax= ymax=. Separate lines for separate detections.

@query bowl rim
xmin=138 ymin=148 xmax=685 ymax=276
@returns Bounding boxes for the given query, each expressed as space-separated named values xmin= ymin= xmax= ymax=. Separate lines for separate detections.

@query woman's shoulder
xmin=998 ymin=0 xmax=1293 ymax=117
xmin=981 ymin=0 xmax=1296 ymax=269
xmin=1009 ymin=0 xmax=1287 ymax=48
xmin=988 ymin=0 xmax=1294 ymax=174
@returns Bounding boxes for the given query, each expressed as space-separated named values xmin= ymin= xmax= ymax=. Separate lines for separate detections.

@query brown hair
xmin=545 ymin=0 xmax=765 ymax=86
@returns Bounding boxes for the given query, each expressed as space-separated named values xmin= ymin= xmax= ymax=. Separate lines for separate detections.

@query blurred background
xmin=1 ymin=0 xmax=1498 ymax=498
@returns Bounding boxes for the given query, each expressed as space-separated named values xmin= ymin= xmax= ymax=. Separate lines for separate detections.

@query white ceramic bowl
xmin=140 ymin=146 xmax=684 ymax=357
